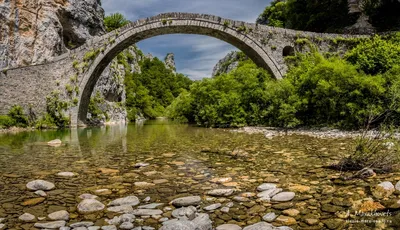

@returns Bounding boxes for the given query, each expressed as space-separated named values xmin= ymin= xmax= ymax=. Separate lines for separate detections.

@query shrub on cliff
xmin=104 ymin=13 xmax=129 ymax=32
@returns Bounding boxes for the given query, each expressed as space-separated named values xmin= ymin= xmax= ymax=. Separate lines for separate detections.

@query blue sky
xmin=102 ymin=0 xmax=270 ymax=80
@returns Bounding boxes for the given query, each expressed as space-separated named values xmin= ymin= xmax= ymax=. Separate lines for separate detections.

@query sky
xmin=102 ymin=0 xmax=271 ymax=80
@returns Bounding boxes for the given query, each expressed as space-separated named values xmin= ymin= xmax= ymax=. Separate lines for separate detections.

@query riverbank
xmin=232 ymin=126 xmax=400 ymax=140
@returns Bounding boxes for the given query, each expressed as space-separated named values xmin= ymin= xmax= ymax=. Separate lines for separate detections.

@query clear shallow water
xmin=0 ymin=120 xmax=399 ymax=229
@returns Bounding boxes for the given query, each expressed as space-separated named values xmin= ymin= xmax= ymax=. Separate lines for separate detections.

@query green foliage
xmin=257 ymin=0 xmax=287 ymax=27
xmin=162 ymin=19 xmax=168 ymax=25
xmin=83 ymin=49 xmax=100 ymax=62
xmin=37 ymin=91 xmax=70 ymax=129
xmin=285 ymin=52 xmax=387 ymax=129
xmin=123 ymin=54 xmax=192 ymax=121
xmin=169 ymin=32 xmax=399 ymax=130
xmin=72 ymin=60 xmax=79 ymax=70
xmin=237 ymin=25 xmax=247 ymax=33
xmin=104 ymin=13 xmax=129 ymax=32
xmin=88 ymin=91 xmax=106 ymax=119
xmin=345 ymin=33 xmax=400 ymax=75
xmin=0 ymin=105 xmax=29 ymax=128
xmin=258 ymin=0 xmax=358 ymax=32
xmin=65 ymin=84 xmax=73 ymax=96
xmin=223 ymin=21 xmax=230 ymax=28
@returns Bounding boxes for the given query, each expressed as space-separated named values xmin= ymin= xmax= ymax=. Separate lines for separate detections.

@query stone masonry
xmin=0 ymin=12 xmax=365 ymax=126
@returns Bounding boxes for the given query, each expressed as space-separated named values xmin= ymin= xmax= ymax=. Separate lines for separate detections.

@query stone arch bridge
xmin=0 ymin=12 xmax=362 ymax=127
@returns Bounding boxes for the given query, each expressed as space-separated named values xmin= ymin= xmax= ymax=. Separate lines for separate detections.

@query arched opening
xmin=74 ymin=15 xmax=282 ymax=126
xmin=283 ymin=46 xmax=295 ymax=57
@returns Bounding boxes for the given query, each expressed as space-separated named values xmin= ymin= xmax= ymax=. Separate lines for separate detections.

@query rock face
xmin=0 ymin=0 xmax=105 ymax=69
xmin=165 ymin=53 xmax=176 ymax=73
xmin=212 ymin=51 xmax=248 ymax=77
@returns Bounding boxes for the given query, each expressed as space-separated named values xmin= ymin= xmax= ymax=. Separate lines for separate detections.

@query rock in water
xmin=18 ymin=213 xmax=35 ymax=222
xmin=47 ymin=139 xmax=62 ymax=146
xmin=34 ymin=221 xmax=66 ymax=229
xmin=272 ymin=192 xmax=295 ymax=202
xmin=372 ymin=181 xmax=395 ymax=199
xmin=171 ymin=196 xmax=202 ymax=207
xmin=77 ymin=199 xmax=105 ymax=213
xmin=206 ymin=189 xmax=235 ymax=197
xmin=160 ymin=220 xmax=197 ymax=230
xmin=108 ymin=196 xmax=140 ymax=206
xmin=26 ymin=180 xmax=55 ymax=191
xmin=216 ymin=224 xmax=242 ymax=230
xmin=257 ymin=183 xmax=277 ymax=192
xmin=262 ymin=212 xmax=277 ymax=222
xmin=48 ymin=210 xmax=69 ymax=220
xmin=132 ymin=209 xmax=163 ymax=216
xmin=243 ymin=222 xmax=275 ymax=230
xmin=203 ymin=203 xmax=222 ymax=211
xmin=57 ymin=172 xmax=76 ymax=177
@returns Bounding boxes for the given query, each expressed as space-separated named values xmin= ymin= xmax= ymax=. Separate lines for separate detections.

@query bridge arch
xmin=74 ymin=13 xmax=283 ymax=126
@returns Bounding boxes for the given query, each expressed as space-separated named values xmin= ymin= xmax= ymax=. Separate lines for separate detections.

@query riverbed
xmin=0 ymin=120 xmax=399 ymax=229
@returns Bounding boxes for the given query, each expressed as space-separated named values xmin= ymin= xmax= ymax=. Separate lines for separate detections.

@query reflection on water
xmin=0 ymin=120 xmax=398 ymax=229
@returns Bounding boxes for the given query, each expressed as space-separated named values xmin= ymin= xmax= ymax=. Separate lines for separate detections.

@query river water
xmin=0 ymin=120 xmax=399 ymax=229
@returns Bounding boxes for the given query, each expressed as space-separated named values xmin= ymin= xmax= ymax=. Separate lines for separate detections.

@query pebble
xmin=395 ymin=181 xmax=400 ymax=192
xmin=79 ymin=194 xmax=99 ymax=200
xmin=257 ymin=188 xmax=282 ymax=198
xmin=221 ymin=207 xmax=230 ymax=213
xmin=120 ymin=222 xmax=134 ymax=229
xmin=257 ymin=183 xmax=277 ymax=192
xmin=172 ymin=206 xmax=196 ymax=220
xmin=34 ymin=190 xmax=47 ymax=197
xmin=48 ymin=210 xmax=69 ymax=220
xmin=101 ymin=225 xmax=117 ymax=230
xmin=18 ymin=213 xmax=35 ymax=222
xmin=108 ymin=196 xmax=140 ymax=206
xmin=272 ymin=192 xmax=296 ymax=202
xmin=77 ymin=199 xmax=105 ymax=213
xmin=262 ymin=212 xmax=277 ymax=222
xmin=138 ymin=203 xmax=164 ymax=209
xmin=57 ymin=172 xmax=76 ymax=177
xmin=26 ymin=179 xmax=55 ymax=191
xmin=171 ymin=196 xmax=202 ymax=207
xmin=204 ymin=203 xmax=222 ymax=211
xmin=132 ymin=209 xmax=163 ymax=216
xmin=70 ymin=221 xmax=95 ymax=227
xmin=216 ymin=224 xmax=242 ymax=230
xmin=243 ymin=222 xmax=275 ymax=230
xmin=34 ymin=220 xmax=66 ymax=228
xmin=107 ymin=205 xmax=134 ymax=213
xmin=207 ymin=189 xmax=235 ymax=197
xmin=372 ymin=181 xmax=395 ymax=198
xmin=276 ymin=215 xmax=297 ymax=225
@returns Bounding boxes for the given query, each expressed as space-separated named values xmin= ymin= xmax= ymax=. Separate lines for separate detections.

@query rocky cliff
xmin=0 ymin=0 xmax=105 ymax=68
xmin=212 ymin=51 xmax=248 ymax=77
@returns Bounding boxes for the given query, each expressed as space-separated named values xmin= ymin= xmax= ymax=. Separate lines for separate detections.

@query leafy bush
xmin=345 ymin=33 xmax=400 ymax=75
xmin=104 ymin=13 xmax=129 ymax=32
xmin=0 ymin=105 xmax=29 ymax=128
xmin=37 ymin=91 xmax=70 ymax=129
xmin=286 ymin=52 xmax=387 ymax=129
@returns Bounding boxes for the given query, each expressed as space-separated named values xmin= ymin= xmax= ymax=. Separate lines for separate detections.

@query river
xmin=0 ymin=120 xmax=399 ymax=229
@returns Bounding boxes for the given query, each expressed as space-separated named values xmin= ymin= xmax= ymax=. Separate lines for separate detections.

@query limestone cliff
xmin=0 ymin=0 xmax=105 ymax=69
xmin=212 ymin=51 xmax=248 ymax=77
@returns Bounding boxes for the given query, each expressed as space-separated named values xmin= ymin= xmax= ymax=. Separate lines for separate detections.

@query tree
xmin=104 ymin=13 xmax=129 ymax=32
xmin=257 ymin=0 xmax=288 ymax=27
